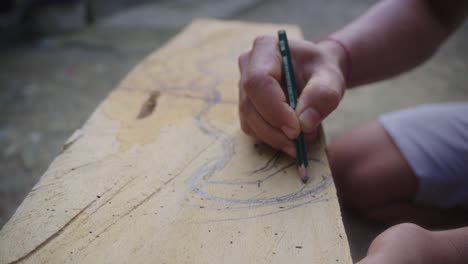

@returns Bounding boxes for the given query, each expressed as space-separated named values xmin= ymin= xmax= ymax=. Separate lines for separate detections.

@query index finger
xmin=241 ymin=36 xmax=300 ymax=139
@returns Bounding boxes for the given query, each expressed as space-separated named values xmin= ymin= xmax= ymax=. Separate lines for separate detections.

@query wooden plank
xmin=0 ymin=19 xmax=352 ymax=264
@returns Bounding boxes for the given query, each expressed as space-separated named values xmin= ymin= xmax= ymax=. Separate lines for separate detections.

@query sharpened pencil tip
xmin=298 ymin=165 xmax=308 ymax=184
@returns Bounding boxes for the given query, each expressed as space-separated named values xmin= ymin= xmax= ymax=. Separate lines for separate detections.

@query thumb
xmin=296 ymin=71 xmax=344 ymax=133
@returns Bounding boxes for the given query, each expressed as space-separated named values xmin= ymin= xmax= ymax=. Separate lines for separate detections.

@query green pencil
xmin=278 ymin=30 xmax=309 ymax=183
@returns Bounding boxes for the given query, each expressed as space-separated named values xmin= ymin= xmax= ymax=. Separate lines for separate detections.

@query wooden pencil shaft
xmin=278 ymin=30 xmax=308 ymax=167
xmin=298 ymin=134 xmax=308 ymax=167
xmin=278 ymin=30 xmax=298 ymax=109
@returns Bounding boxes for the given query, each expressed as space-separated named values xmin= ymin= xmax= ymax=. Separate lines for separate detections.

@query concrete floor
xmin=1 ymin=0 xmax=467 ymax=262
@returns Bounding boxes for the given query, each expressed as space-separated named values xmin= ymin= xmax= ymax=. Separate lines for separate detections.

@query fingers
xmin=296 ymin=67 xmax=345 ymax=133
xmin=239 ymin=91 xmax=295 ymax=156
xmin=239 ymin=111 xmax=255 ymax=136
xmin=241 ymin=36 xmax=300 ymax=139
xmin=248 ymin=36 xmax=282 ymax=80
xmin=238 ymin=51 xmax=249 ymax=76
xmin=238 ymin=81 xmax=255 ymax=137
xmin=238 ymin=35 xmax=334 ymax=156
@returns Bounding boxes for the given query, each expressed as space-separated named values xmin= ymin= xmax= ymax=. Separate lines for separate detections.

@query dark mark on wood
xmin=80 ymin=172 xmax=182 ymax=251
xmin=295 ymin=246 xmax=302 ymax=249
xmin=7 ymin=198 xmax=98 ymax=264
xmin=137 ymin=91 xmax=160 ymax=119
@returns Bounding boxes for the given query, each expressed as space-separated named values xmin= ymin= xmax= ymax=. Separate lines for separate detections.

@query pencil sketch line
xmin=204 ymin=161 xmax=295 ymax=186
xmin=199 ymin=197 xmax=329 ymax=223
xmin=250 ymin=151 xmax=282 ymax=175
xmin=193 ymin=174 xmax=331 ymax=206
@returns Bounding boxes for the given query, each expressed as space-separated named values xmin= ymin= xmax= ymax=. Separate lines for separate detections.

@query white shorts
xmin=379 ymin=103 xmax=468 ymax=209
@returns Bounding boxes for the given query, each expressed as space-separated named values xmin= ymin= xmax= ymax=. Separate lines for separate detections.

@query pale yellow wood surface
xmin=0 ymin=19 xmax=351 ymax=264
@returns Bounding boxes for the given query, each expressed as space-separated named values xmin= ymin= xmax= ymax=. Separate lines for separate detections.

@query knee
xmin=327 ymin=121 xmax=418 ymax=220
xmin=327 ymin=137 xmax=376 ymax=215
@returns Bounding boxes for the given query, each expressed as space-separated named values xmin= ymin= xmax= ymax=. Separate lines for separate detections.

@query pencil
xmin=278 ymin=30 xmax=309 ymax=183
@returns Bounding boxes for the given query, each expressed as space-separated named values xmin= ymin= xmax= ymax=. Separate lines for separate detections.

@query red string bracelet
xmin=317 ymin=37 xmax=352 ymax=86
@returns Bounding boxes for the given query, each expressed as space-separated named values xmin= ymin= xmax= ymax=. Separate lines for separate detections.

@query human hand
xmin=358 ymin=223 xmax=456 ymax=264
xmin=238 ymin=36 xmax=346 ymax=156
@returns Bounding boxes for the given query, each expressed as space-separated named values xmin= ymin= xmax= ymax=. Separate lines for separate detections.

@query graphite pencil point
xmin=298 ymin=164 xmax=309 ymax=184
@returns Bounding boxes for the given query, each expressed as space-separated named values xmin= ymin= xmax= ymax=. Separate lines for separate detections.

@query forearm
xmin=318 ymin=0 xmax=468 ymax=87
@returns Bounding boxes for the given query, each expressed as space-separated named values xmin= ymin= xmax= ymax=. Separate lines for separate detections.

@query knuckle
xmin=264 ymin=131 xmax=291 ymax=150
xmin=238 ymin=98 xmax=252 ymax=117
xmin=243 ymin=71 xmax=268 ymax=94
xmin=270 ymin=143 xmax=283 ymax=151
xmin=237 ymin=52 xmax=248 ymax=69
xmin=319 ymin=86 xmax=342 ymax=109
xmin=253 ymin=35 xmax=274 ymax=47
xmin=276 ymin=140 xmax=290 ymax=151
xmin=264 ymin=137 xmax=283 ymax=151
xmin=240 ymin=120 xmax=253 ymax=136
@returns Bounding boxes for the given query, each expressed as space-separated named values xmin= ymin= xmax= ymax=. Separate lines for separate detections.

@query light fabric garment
xmin=379 ymin=103 xmax=468 ymax=209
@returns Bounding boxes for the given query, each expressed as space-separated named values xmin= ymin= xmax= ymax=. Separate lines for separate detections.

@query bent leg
xmin=327 ymin=121 xmax=416 ymax=218
xmin=328 ymin=118 xmax=468 ymax=228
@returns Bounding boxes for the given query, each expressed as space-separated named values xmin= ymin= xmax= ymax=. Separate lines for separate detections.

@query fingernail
xmin=281 ymin=126 xmax=298 ymax=139
xmin=296 ymin=100 xmax=306 ymax=114
xmin=299 ymin=108 xmax=321 ymax=133
xmin=282 ymin=145 xmax=296 ymax=157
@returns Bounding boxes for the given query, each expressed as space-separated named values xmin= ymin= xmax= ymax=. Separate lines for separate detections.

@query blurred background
xmin=1 ymin=0 xmax=467 ymax=261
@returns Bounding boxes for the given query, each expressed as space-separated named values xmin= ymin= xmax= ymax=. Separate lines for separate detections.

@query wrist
xmin=316 ymin=37 xmax=351 ymax=86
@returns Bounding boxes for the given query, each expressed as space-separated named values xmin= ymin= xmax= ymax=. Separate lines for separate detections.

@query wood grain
xmin=0 ymin=19 xmax=352 ymax=264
